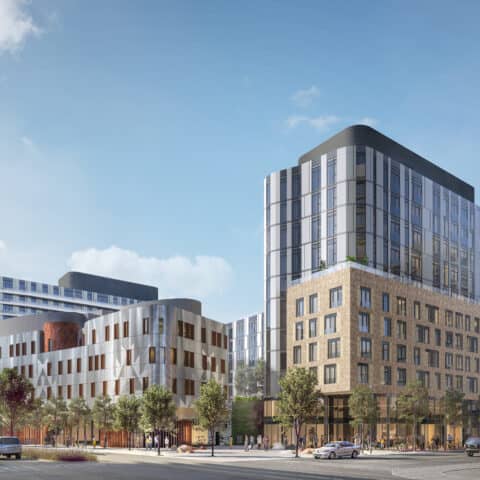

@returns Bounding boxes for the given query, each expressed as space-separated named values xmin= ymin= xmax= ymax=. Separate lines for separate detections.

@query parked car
xmin=314 ymin=441 xmax=359 ymax=459
xmin=465 ymin=437 xmax=480 ymax=457
xmin=0 ymin=437 xmax=22 ymax=459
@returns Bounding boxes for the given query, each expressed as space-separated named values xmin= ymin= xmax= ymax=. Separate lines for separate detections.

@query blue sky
xmin=1 ymin=0 xmax=480 ymax=322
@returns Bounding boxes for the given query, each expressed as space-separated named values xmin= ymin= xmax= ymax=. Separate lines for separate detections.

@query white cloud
xmin=359 ymin=116 xmax=378 ymax=127
xmin=67 ymin=245 xmax=234 ymax=300
xmin=291 ymin=86 xmax=320 ymax=108
xmin=0 ymin=0 xmax=41 ymax=54
xmin=20 ymin=135 xmax=33 ymax=147
xmin=0 ymin=240 xmax=6 ymax=250
xmin=286 ymin=114 xmax=340 ymax=132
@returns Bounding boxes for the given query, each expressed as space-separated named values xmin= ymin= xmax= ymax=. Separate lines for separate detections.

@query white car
xmin=0 ymin=437 xmax=22 ymax=459
xmin=314 ymin=441 xmax=359 ymax=459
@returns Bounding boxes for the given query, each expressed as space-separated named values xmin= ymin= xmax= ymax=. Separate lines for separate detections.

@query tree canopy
xmin=195 ymin=379 xmax=228 ymax=456
xmin=276 ymin=367 xmax=321 ymax=457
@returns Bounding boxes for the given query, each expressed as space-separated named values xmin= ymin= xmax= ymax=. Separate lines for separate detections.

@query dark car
xmin=465 ymin=437 xmax=480 ymax=457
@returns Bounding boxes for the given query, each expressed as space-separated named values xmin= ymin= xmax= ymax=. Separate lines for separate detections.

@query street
xmin=0 ymin=451 xmax=479 ymax=480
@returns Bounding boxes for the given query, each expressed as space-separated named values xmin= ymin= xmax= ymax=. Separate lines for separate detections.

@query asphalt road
xmin=0 ymin=452 xmax=479 ymax=480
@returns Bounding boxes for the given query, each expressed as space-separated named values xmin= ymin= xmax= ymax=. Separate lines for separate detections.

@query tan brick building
xmin=264 ymin=262 xmax=480 ymax=448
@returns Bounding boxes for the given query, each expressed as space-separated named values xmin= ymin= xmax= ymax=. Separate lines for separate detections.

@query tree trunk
xmin=295 ymin=421 xmax=301 ymax=458
xmin=104 ymin=431 xmax=107 ymax=449
xmin=211 ymin=428 xmax=215 ymax=457
xmin=157 ymin=429 xmax=161 ymax=456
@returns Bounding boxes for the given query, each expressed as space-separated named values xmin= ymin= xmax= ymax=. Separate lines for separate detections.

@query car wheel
xmin=15 ymin=454 xmax=21 ymax=460
xmin=351 ymin=450 xmax=359 ymax=459
xmin=328 ymin=452 xmax=336 ymax=460
xmin=6 ymin=455 xmax=11 ymax=459
xmin=467 ymin=452 xmax=474 ymax=457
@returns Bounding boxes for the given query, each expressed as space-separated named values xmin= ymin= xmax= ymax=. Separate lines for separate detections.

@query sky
xmin=1 ymin=0 xmax=480 ymax=322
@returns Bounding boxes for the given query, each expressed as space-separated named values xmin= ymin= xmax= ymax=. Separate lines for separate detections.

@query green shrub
xmin=22 ymin=447 xmax=97 ymax=462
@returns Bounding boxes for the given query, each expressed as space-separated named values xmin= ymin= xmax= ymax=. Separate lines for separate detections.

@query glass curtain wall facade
xmin=264 ymin=125 xmax=478 ymax=396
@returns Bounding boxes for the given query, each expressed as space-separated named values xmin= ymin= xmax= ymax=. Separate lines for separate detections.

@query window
xmin=455 ymin=333 xmax=463 ymax=350
xmin=435 ymin=372 xmax=441 ymax=390
xmin=360 ymin=287 xmax=371 ymax=308
xmin=115 ymin=379 xmax=120 ymax=396
xmin=123 ymin=321 xmax=129 ymax=337
xmin=324 ymin=365 xmax=336 ymax=384
xmin=184 ymin=350 xmax=195 ymax=368
xmin=184 ymin=379 xmax=195 ymax=396
xmin=382 ymin=342 xmax=390 ymax=361
xmin=79 ymin=384 xmax=84 ymax=398
xmin=143 ymin=317 xmax=150 ymax=334
xmin=170 ymin=348 xmax=177 ymax=365
xmin=184 ymin=322 xmax=195 ymax=340
xmin=309 ymin=294 xmax=318 ymax=314
xmin=358 ymin=312 xmax=370 ymax=333
xmin=446 ymin=331 xmax=453 ymax=348
xmin=416 ymin=325 xmax=430 ymax=344
xmin=172 ymin=378 xmax=177 ymax=394
xmin=397 ymin=345 xmax=407 ymax=362
xmin=397 ymin=368 xmax=407 ymax=386
xmin=427 ymin=350 xmax=440 ymax=368
xmin=358 ymin=363 xmax=369 ymax=384
xmin=159 ymin=317 xmax=164 ymax=335
xmin=202 ymin=355 xmax=207 ymax=370
xmin=308 ymin=343 xmax=317 ymax=362
xmin=58 ymin=361 xmax=63 ymax=375
xmin=324 ymin=314 xmax=336 ymax=334
xmin=309 ymin=318 xmax=317 ymax=338
xmin=47 ymin=387 xmax=52 ymax=400
xmin=76 ymin=358 xmax=81 ymax=373
xmin=201 ymin=327 xmax=206 ymax=343
xmin=129 ymin=378 xmax=135 ymax=394
xmin=101 ymin=354 xmax=105 ymax=369
xmin=28 ymin=364 xmax=33 ymax=378
xmin=105 ymin=325 xmax=110 ymax=341
xmin=446 ymin=374 xmax=453 ymax=389
xmin=126 ymin=349 xmax=132 ymax=366
xmin=329 ymin=287 xmax=342 ymax=308
xmin=382 ymin=293 xmax=390 ymax=312
xmin=426 ymin=305 xmax=439 ymax=324
xmin=149 ymin=347 xmax=156 ymax=364
xmin=455 ymin=313 xmax=463 ymax=329
xmin=31 ymin=341 xmax=35 ymax=354
xmin=413 ymin=302 xmax=421 ymax=320
xmin=143 ymin=377 xmax=149 ymax=392
xmin=413 ymin=347 xmax=421 ymax=366
xmin=295 ymin=321 xmax=304 ymax=341
xmin=221 ymin=359 xmax=226 ymax=374
xmin=397 ymin=297 xmax=407 ymax=315
xmin=445 ymin=352 xmax=453 ymax=369
xmin=47 ymin=362 xmax=52 ymax=376
xmin=309 ymin=367 xmax=318 ymax=380
xmin=328 ymin=338 xmax=340 ymax=358
xmin=383 ymin=318 xmax=392 ymax=337
xmin=435 ymin=329 xmax=441 ymax=347
xmin=91 ymin=383 xmax=96 ymax=398
xmin=293 ymin=346 xmax=302 ymax=364
xmin=397 ymin=320 xmax=407 ymax=340
xmin=360 ymin=338 xmax=372 ymax=358
xmin=384 ymin=366 xmax=392 ymax=385
xmin=455 ymin=354 xmax=463 ymax=371
xmin=114 ymin=324 xmax=119 ymax=339
xmin=296 ymin=298 xmax=304 ymax=317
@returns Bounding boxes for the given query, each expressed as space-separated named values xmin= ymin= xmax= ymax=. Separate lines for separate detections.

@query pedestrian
xmin=154 ymin=434 xmax=159 ymax=450
xmin=229 ymin=436 xmax=233 ymax=449
xmin=244 ymin=434 xmax=249 ymax=452
xmin=146 ymin=434 xmax=151 ymax=450
xmin=249 ymin=435 xmax=254 ymax=450
xmin=92 ymin=435 xmax=96 ymax=449
xmin=257 ymin=434 xmax=262 ymax=449
xmin=165 ymin=436 xmax=170 ymax=450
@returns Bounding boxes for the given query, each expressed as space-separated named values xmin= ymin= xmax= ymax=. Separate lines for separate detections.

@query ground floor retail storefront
xmin=263 ymin=395 xmax=480 ymax=450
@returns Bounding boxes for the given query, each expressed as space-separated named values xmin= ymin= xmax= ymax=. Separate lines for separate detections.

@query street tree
xmin=115 ymin=395 xmax=142 ymax=450
xmin=348 ymin=385 xmax=377 ymax=452
xmin=92 ymin=395 xmax=116 ymax=448
xmin=141 ymin=385 xmax=176 ymax=455
xmin=396 ymin=381 xmax=429 ymax=451
xmin=440 ymin=389 xmax=465 ymax=449
xmin=68 ymin=397 xmax=90 ymax=446
xmin=0 ymin=368 xmax=35 ymax=435
xmin=276 ymin=367 xmax=321 ymax=458
xmin=195 ymin=379 xmax=228 ymax=457
xmin=43 ymin=397 xmax=69 ymax=446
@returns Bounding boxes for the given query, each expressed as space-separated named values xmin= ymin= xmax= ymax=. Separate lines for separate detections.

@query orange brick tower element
xmin=43 ymin=321 xmax=81 ymax=352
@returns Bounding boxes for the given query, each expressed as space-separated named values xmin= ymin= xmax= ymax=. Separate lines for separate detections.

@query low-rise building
xmin=0 ymin=297 xmax=228 ymax=446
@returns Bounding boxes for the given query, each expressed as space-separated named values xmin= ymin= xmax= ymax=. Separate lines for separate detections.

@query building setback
xmin=0 ymin=298 xmax=228 ymax=446
xmin=227 ymin=312 xmax=264 ymax=398
xmin=264 ymin=124 xmax=480 ymax=396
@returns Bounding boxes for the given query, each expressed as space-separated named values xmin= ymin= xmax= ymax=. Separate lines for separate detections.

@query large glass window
xmin=295 ymin=298 xmax=304 ymax=317
xmin=309 ymin=318 xmax=317 ymax=338
xmin=295 ymin=322 xmax=304 ymax=341
xmin=324 ymin=314 xmax=337 ymax=334
xmin=327 ymin=338 xmax=340 ymax=358
xmin=360 ymin=287 xmax=371 ymax=308
xmin=324 ymin=364 xmax=336 ymax=384
xmin=309 ymin=294 xmax=318 ymax=314
xmin=358 ymin=363 xmax=369 ymax=384
xmin=358 ymin=312 xmax=370 ymax=333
